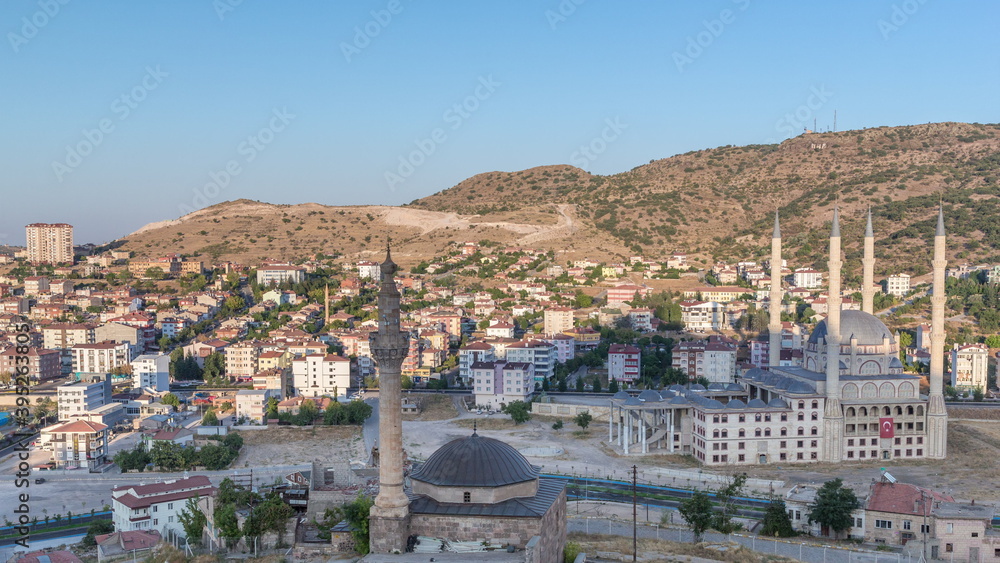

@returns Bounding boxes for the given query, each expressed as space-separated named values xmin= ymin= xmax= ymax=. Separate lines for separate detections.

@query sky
xmin=1 ymin=1 xmax=998 ymax=245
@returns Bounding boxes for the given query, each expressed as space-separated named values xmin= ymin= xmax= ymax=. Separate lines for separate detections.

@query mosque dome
xmin=411 ymin=432 xmax=538 ymax=488
xmin=808 ymin=310 xmax=894 ymax=347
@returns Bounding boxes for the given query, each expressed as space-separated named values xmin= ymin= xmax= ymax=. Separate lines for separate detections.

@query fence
xmin=568 ymin=516 xmax=920 ymax=563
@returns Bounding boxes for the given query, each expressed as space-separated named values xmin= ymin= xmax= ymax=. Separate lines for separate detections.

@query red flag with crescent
xmin=880 ymin=417 xmax=894 ymax=439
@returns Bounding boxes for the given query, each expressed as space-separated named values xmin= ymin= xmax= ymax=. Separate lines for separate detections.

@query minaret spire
xmin=862 ymin=208 xmax=876 ymax=314
xmin=927 ymin=205 xmax=948 ymax=459
xmin=822 ymin=207 xmax=845 ymax=462
xmin=768 ymin=210 xmax=783 ymax=367
xmin=368 ymin=243 xmax=412 ymax=552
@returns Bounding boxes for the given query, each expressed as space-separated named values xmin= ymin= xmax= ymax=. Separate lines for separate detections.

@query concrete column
xmin=609 ymin=402 xmax=614 ymax=443
xmin=641 ymin=414 xmax=647 ymax=454
xmin=862 ymin=209 xmax=876 ymax=314
xmin=623 ymin=410 xmax=630 ymax=455
xmin=768 ymin=211 xmax=783 ymax=367
xmin=669 ymin=410 xmax=675 ymax=453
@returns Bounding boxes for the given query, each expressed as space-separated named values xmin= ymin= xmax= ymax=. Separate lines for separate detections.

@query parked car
xmin=34 ymin=478 xmax=45 ymax=484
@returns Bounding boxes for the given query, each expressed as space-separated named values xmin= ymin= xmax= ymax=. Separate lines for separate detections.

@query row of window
xmin=847 ymin=448 xmax=923 ymax=459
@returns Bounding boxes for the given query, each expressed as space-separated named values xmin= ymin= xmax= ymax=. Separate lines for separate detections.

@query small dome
xmin=726 ymin=399 xmax=747 ymax=409
xmin=624 ymin=397 xmax=642 ymax=406
xmin=726 ymin=383 xmax=744 ymax=392
xmin=660 ymin=390 xmax=676 ymax=399
xmin=638 ymin=390 xmax=661 ymax=403
xmin=705 ymin=398 xmax=726 ymax=409
xmin=707 ymin=383 xmax=726 ymax=391
xmin=612 ymin=391 xmax=631 ymax=400
xmin=690 ymin=384 xmax=707 ymax=392
xmin=669 ymin=384 xmax=686 ymax=392
xmin=775 ymin=378 xmax=793 ymax=390
xmin=669 ymin=395 xmax=689 ymax=405
xmin=411 ymin=433 xmax=538 ymax=487
xmin=787 ymin=381 xmax=815 ymax=394
xmin=767 ymin=398 xmax=789 ymax=409
xmin=747 ymin=398 xmax=767 ymax=408
xmin=744 ymin=367 xmax=765 ymax=380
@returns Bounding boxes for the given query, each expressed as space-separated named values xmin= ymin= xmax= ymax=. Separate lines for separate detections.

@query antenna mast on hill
xmin=834 ymin=110 xmax=837 ymax=132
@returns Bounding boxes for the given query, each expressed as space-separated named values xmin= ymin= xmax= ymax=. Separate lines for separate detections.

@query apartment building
xmin=256 ymin=264 xmax=305 ymax=286
xmin=505 ymin=339 xmax=556 ymax=382
xmin=130 ymin=354 xmax=170 ymax=392
xmin=26 ymin=222 xmax=74 ymax=264
xmin=0 ymin=346 xmax=61 ymax=381
xmin=458 ymin=341 xmax=495 ymax=385
xmin=471 ymin=360 xmax=535 ymax=410
xmin=57 ymin=376 xmax=111 ymax=420
xmin=235 ymin=389 xmax=270 ymax=424
xmin=950 ymin=343 xmax=990 ymax=391
xmin=112 ymin=476 xmax=215 ymax=538
xmin=225 ymin=341 xmax=262 ymax=380
xmin=291 ymin=353 xmax=350 ymax=397
xmin=608 ymin=344 xmax=641 ymax=383
xmin=884 ymin=273 xmax=911 ymax=297
xmin=672 ymin=336 xmax=738 ymax=383
xmin=40 ymin=419 xmax=108 ymax=471
xmin=72 ymin=340 xmax=134 ymax=375
xmin=543 ymin=307 xmax=575 ymax=337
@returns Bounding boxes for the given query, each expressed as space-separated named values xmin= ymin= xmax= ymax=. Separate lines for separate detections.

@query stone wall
xmin=532 ymin=402 xmax=609 ymax=422
xmin=412 ymin=480 xmax=538 ymax=504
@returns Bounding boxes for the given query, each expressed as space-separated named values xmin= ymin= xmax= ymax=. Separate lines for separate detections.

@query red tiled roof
xmin=95 ymin=530 xmax=162 ymax=550
xmin=13 ymin=550 xmax=83 ymax=563
xmin=867 ymin=482 xmax=953 ymax=516
xmin=48 ymin=420 xmax=108 ymax=433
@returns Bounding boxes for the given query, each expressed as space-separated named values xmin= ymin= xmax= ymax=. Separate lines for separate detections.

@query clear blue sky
xmin=1 ymin=0 xmax=997 ymax=244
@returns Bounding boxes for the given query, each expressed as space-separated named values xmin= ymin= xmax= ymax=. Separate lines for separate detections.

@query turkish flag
xmin=879 ymin=418 xmax=895 ymax=439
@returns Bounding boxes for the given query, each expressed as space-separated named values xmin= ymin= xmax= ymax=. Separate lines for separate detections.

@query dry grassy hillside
xmin=117 ymin=122 xmax=1000 ymax=270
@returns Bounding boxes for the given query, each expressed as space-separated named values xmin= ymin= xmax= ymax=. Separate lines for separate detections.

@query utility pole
xmin=632 ymin=464 xmax=638 ymax=562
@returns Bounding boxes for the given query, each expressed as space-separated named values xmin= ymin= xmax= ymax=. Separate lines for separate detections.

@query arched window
xmin=798 ymin=401 xmax=805 ymax=409
xmin=755 ymin=414 xmax=762 ymax=422
xmin=739 ymin=414 xmax=746 ymax=423
xmin=781 ymin=413 xmax=788 ymax=422
xmin=811 ymin=400 xmax=818 ymax=409
xmin=721 ymin=430 xmax=728 ymax=438
xmin=764 ymin=428 xmax=771 ymax=437
xmin=755 ymin=429 xmax=762 ymax=437
xmin=906 ymin=406 xmax=914 ymax=415
xmin=797 ymin=427 xmax=805 ymax=436
xmin=847 ymin=407 xmax=856 ymax=417
xmin=713 ymin=430 xmax=719 ymax=438
xmin=811 ymin=412 xmax=818 ymax=421
xmin=859 ymin=407 xmax=868 ymax=417
xmin=797 ymin=412 xmax=804 ymax=421
xmin=739 ymin=429 xmax=745 ymax=437
xmin=780 ymin=428 xmax=787 ymax=436
xmin=917 ymin=405 xmax=924 ymax=416
xmin=713 ymin=415 xmax=720 ymax=423
xmin=883 ymin=406 xmax=891 ymax=416
xmin=721 ymin=415 xmax=728 ymax=423
xmin=811 ymin=427 xmax=818 ymax=436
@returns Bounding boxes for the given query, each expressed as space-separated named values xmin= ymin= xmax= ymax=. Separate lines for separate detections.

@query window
xmin=764 ymin=428 xmax=771 ymax=437
xmin=780 ymin=441 xmax=786 ymax=448
xmin=153 ymin=506 xmax=158 ymax=512
xmin=921 ymin=524 xmax=930 ymax=534
xmin=721 ymin=430 xmax=728 ymax=438
xmin=848 ymin=439 xmax=854 ymax=447
xmin=797 ymin=412 xmax=805 ymax=421
xmin=797 ymin=440 xmax=804 ymax=448
xmin=755 ymin=429 xmax=762 ymax=437
xmin=848 ymin=450 xmax=854 ymax=458
xmin=780 ymin=414 xmax=787 ymax=421
xmin=972 ymin=532 xmax=979 ymax=538
xmin=168 ymin=516 xmax=174 ymax=523
xmin=946 ymin=544 xmax=953 ymax=553
xmin=875 ymin=520 xmax=892 ymax=529
xmin=738 ymin=442 xmax=745 ymax=450
xmin=738 ymin=454 xmax=745 ymax=462
xmin=168 ymin=503 xmax=173 ymax=510
xmin=903 ymin=520 xmax=911 ymax=530
xmin=153 ymin=519 xmax=158 ymax=526
xmin=811 ymin=400 xmax=818 ymax=409
xmin=795 ymin=511 xmax=801 ymax=520
xmin=811 ymin=440 xmax=817 ymax=448
xmin=712 ymin=455 xmax=719 ymax=462
xmin=739 ymin=414 xmax=745 ymax=423
xmin=764 ymin=413 xmax=771 ymax=422
xmin=463 ymin=492 xmax=471 ymax=503
xmin=721 ymin=415 xmax=728 ymax=423
xmin=780 ymin=428 xmax=787 ymax=436
xmin=856 ymin=518 xmax=863 ymax=528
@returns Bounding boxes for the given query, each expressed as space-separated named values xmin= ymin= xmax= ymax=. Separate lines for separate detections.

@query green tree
xmin=145 ymin=267 xmax=165 ymax=280
xmin=808 ymin=478 xmax=860 ymax=538
xmin=161 ymin=393 xmax=181 ymax=410
xmin=401 ymin=375 xmax=414 ymax=389
xmin=343 ymin=495 xmax=374 ymax=555
xmin=974 ymin=386 xmax=985 ymax=402
xmin=712 ymin=473 xmax=747 ymax=534
xmin=552 ymin=420 xmax=564 ymax=431
xmin=985 ymin=334 xmax=1000 ymax=349
xmin=202 ymin=408 xmax=219 ymax=426
xmin=679 ymin=490 xmax=714 ymax=542
xmin=503 ymin=400 xmax=531 ymax=424
xmin=557 ymin=377 xmax=568 ymax=392
xmin=608 ymin=379 xmax=619 ymax=394
xmin=81 ymin=519 xmax=114 ymax=546
xmin=150 ymin=441 xmax=185 ymax=471
xmin=223 ymin=295 xmax=246 ymax=314
xmin=177 ymin=497 xmax=207 ymax=542
xmin=203 ymin=352 xmax=226 ymax=382
xmin=575 ymin=377 xmax=585 ymax=392
xmin=591 ymin=377 xmax=602 ymax=393
xmin=761 ymin=498 xmax=796 ymax=537
xmin=574 ymin=411 xmax=593 ymax=430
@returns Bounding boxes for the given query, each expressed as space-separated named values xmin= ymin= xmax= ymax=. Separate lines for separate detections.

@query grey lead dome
xmin=410 ymin=433 xmax=540 ymax=488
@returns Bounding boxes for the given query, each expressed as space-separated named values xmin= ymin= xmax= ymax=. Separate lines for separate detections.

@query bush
xmin=563 ymin=541 xmax=583 ymax=563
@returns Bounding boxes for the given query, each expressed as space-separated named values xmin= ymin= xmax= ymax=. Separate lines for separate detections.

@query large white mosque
xmin=608 ymin=207 xmax=949 ymax=465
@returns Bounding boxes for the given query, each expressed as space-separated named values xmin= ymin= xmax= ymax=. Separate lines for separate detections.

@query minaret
xmin=324 ymin=283 xmax=330 ymax=327
xmin=822 ymin=208 xmax=845 ymax=462
xmin=768 ymin=211 xmax=783 ymax=367
xmin=368 ymin=244 xmax=412 ymax=553
xmin=862 ymin=209 xmax=876 ymax=315
xmin=927 ymin=206 xmax=948 ymax=459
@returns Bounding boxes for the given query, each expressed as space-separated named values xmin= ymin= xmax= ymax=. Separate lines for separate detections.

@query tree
xmin=591 ymin=377 xmax=602 ymax=393
xmin=343 ymin=495 xmax=374 ymax=555
xmin=712 ymin=473 xmax=747 ymax=534
xmin=401 ymin=374 xmax=414 ymax=389
xmin=223 ymin=295 xmax=246 ymax=314
xmin=81 ymin=519 xmax=114 ymax=546
xmin=177 ymin=497 xmax=207 ymax=542
xmin=552 ymin=420 xmax=564 ymax=431
xmin=202 ymin=408 xmax=219 ymax=426
xmin=679 ymin=490 xmax=714 ymax=542
xmin=161 ymin=393 xmax=181 ymax=411
xmin=574 ymin=411 xmax=593 ymax=430
xmin=203 ymin=352 xmax=226 ymax=382
xmin=145 ymin=267 xmax=165 ymax=280
xmin=503 ymin=400 xmax=531 ymax=424
xmin=608 ymin=380 xmax=619 ymax=394
xmin=808 ymin=478 xmax=860 ymax=538
xmin=985 ymin=334 xmax=1000 ymax=349
xmin=575 ymin=377 xmax=585 ymax=392
xmin=558 ymin=377 xmax=568 ymax=392
xmin=150 ymin=441 xmax=185 ymax=471
xmin=974 ymin=386 xmax=985 ymax=402
xmin=761 ymin=498 xmax=795 ymax=537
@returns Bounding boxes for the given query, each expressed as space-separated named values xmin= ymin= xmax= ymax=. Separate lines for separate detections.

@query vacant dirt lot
xmin=236 ymin=425 xmax=365 ymax=467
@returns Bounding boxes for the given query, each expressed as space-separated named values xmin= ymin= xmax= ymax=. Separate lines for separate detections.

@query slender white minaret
xmin=862 ymin=209 xmax=876 ymax=315
xmin=822 ymin=208 xmax=845 ymax=462
xmin=927 ymin=206 xmax=948 ymax=459
xmin=324 ymin=283 xmax=330 ymax=327
xmin=768 ymin=211 xmax=783 ymax=368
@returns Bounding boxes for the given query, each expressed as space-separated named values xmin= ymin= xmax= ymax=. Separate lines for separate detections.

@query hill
xmin=117 ymin=122 xmax=1000 ymax=273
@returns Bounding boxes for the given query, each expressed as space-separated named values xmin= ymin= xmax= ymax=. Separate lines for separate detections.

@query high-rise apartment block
xmin=26 ymin=223 xmax=74 ymax=264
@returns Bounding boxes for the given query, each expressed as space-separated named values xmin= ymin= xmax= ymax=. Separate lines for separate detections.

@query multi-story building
xmin=929 ymin=501 xmax=1000 ymax=561
xmin=357 ymin=260 xmax=380 ymax=279
xmin=563 ymin=326 xmax=600 ymax=351
xmin=257 ymin=350 xmax=292 ymax=371
xmin=865 ymin=480 xmax=951 ymax=546
xmin=159 ymin=317 xmax=189 ymax=339
xmin=112 ymin=476 xmax=215 ymax=538
xmin=505 ymin=339 xmax=555 ymax=383
xmin=885 ymin=273 xmax=911 ymax=297
xmin=72 ymin=340 xmax=134 ymax=375
xmin=544 ymin=333 xmax=575 ymax=363
xmin=235 ymin=389 xmax=270 ymax=424
xmin=291 ymin=353 xmax=350 ymax=397
xmin=24 ymin=276 xmax=50 ymax=295
xmin=458 ymin=342 xmax=494 ymax=385
xmin=608 ymin=344 xmax=641 ymax=383
xmin=950 ymin=343 xmax=989 ymax=391
xmin=252 ymin=367 xmax=291 ymax=399
xmin=40 ymin=419 xmax=108 ymax=471
xmin=627 ymin=308 xmax=654 ymax=332
xmin=792 ymin=268 xmax=823 ymax=289
xmin=681 ymin=286 xmax=748 ymax=303
xmin=57 ymin=376 xmax=111 ymax=420
xmin=672 ymin=336 xmax=738 ymax=383
xmin=679 ymin=300 xmax=727 ymax=332
xmin=107 ymin=313 xmax=157 ymax=352
xmin=543 ymin=307 xmax=575 ymax=337
xmin=43 ymin=322 xmax=97 ymax=374
xmin=225 ymin=341 xmax=262 ymax=381
xmin=471 ymin=360 xmax=535 ymax=410
xmin=130 ymin=354 xmax=170 ymax=392
xmin=256 ymin=264 xmax=305 ymax=286
xmin=0 ymin=346 xmax=61 ymax=381
xmin=605 ymin=284 xmax=652 ymax=307
xmin=25 ymin=222 xmax=74 ymax=264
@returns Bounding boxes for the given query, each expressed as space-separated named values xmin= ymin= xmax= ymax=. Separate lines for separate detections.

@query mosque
xmin=608 ymin=208 xmax=949 ymax=465
xmin=367 ymin=247 xmax=567 ymax=560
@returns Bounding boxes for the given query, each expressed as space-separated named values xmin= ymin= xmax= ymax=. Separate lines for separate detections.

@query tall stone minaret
xmin=821 ymin=208 xmax=845 ymax=463
xmin=368 ymin=244 xmax=412 ymax=553
xmin=927 ymin=206 xmax=948 ymax=459
xmin=861 ymin=209 xmax=876 ymax=315
xmin=768 ymin=211 xmax=783 ymax=367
